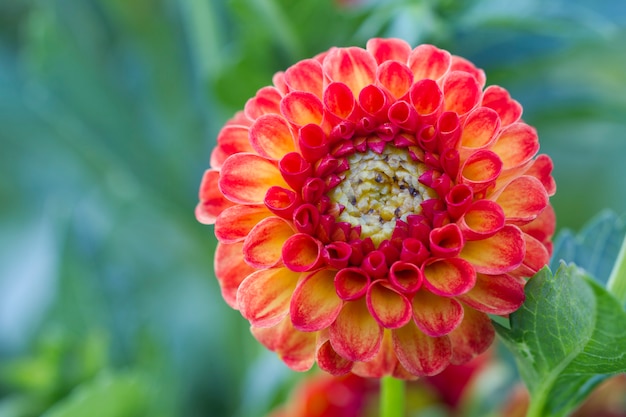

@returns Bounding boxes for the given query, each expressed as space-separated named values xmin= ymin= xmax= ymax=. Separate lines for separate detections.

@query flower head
xmin=197 ymin=38 xmax=556 ymax=379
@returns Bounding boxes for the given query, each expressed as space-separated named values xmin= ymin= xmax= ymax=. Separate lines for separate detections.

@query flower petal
xmin=443 ymin=71 xmax=481 ymax=116
xmin=291 ymin=269 xmax=343 ymax=331
xmin=519 ymin=204 xmax=556 ymax=245
xmin=284 ymin=58 xmax=324 ymax=98
xmin=392 ymin=320 xmax=452 ymax=376
xmin=215 ymin=242 xmax=255 ymax=309
xmin=249 ymin=114 xmax=295 ymax=160
xmin=458 ymin=199 xmax=505 ymax=240
xmin=215 ymin=204 xmax=272 ymax=243
xmin=211 ymin=125 xmax=254 ymax=169
xmin=366 ymin=38 xmax=412 ymax=64
xmin=491 ymin=123 xmax=539 ymax=170
xmin=459 ymin=149 xmax=502 ymax=192
xmin=352 ymin=330 xmax=397 ymax=378
xmin=457 ymin=273 xmax=525 ymax=315
xmin=334 ymin=267 xmax=370 ymax=301
xmin=196 ymin=169 xmax=235 ymax=224
xmin=251 ymin=316 xmax=316 ymax=371
xmin=243 ymin=216 xmax=294 ymax=269
xmin=282 ymin=234 xmax=324 ymax=272
xmin=280 ymin=91 xmax=324 ymax=126
xmin=377 ymin=61 xmax=413 ymax=99
xmin=460 ymin=225 xmax=525 ymax=274
xmin=450 ymin=55 xmax=486 ymax=88
xmin=409 ymin=79 xmax=443 ymax=121
xmin=412 ymin=289 xmax=464 ymax=337
xmin=323 ymin=82 xmax=356 ymax=120
xmin=324 ymin=47 xmax=377 ymax=96
xmin=367 ymin=280 xmax=412 ymax=329
xmin=330 ymin=299 xmax=383 ymax=362
xmin=244 ymin=86 xmax=282 ymax=120
xmin=460 ymin=107 xmax=500 ymax=151
xmin=525 ymin=154 xmax=556 ymax=196
xmin=237 ymin=267 xmax=300 ymax=327
xmin=422 ymin=258 xmax=477 ymax=297
xmin=512 ymin=232 xmax=551 ymax=278
xmin=218 ymin=153 xmax=288 ymax=204
xmin=481 ymin=85 xmax=522 ymax=126
xmin=448 ymin=305 xmax=494 ymax=365
xmin=408 ymin=44 xmax=451 ymax=81
xmin=495 ymin=175 xmax=548 ymax=222
xmin=316 ymin=338 xmax=353 ymax=375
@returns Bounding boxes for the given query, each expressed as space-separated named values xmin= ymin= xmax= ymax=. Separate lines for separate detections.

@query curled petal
xmin=278 ymin=152 xmax=312 ymax=191
xmin=448 ymin=305 xmax=494 ymax=365
xmin=366 ymin=37 xmax=412 ymax=64
xmin=389 ymin=261 xmax=423 ymax=293
xmin=361 ymin=250 xmax=389 ymax=279
xmin=323 ymin=47 xmax=377 ymax=96
xmin=293 ymin=204 xmax=320 ymax=235
xmin=388 ymin=100 xmax=419 ymax=131
xmin=291 ymin=269 xmax=343 ymax=331
xmin=450 ymin=55 xmax=486 ymax=88
xmin=249 ymin=114 xmax=295 ymax=160
xmin=359 ymin=84 xmax=389 ymax=119
xmin=237 ymin=267 xmax=300 ymax=327
xmin=352 ymin=330 xmax=397 ymax=378
xmin=215 ymin=204 xmax=272 ymax=243
xmin=244 ymin=86 xmax=282 ymax=120
xmin=264 ymin=186 xmax=300 ymax=219
xmin=324 ymin=82 xmax=356 ymax=120
xmin=215 ymin=242 xmax=255 ymax=309
xmin=525 ymin=154 xmax=556 ymax=196
xmin=459 ymin=149 xmax=502 ymax=192
xmin=491 ymin=123 xmax=539 ymax=170
xmin=367 ymin=280 xmax=413 ymax=329
xmin=392 ymin=320 xmax=452 ymax=376
xmin=442 ymin=71 xmax=481 ymax=116
xmin=219 ymin=153 xmax=288 ymax=204
xmin=495 ymin=175 xmax=548 ymax=222
xmin=457 ymin=273 xmax=525 ymax=315
xmin=284 ymin=58 xmax=324 ymax=98
xmin=282 ymin=233 xmax=324 ymax=272
xmin=445 ymin=184 xmax=473 ymax=219
xmin=460 ymin=107 xmax=500 ymax=152
xmin=316 ymin=338 xmax=353 ymax=375
xmin=323 ymin=241 xmax=353 ymax=269
xmin=412 ymin=289 xmax=464 ymax=336
xmin=422 ymin=258 xmax=477 ymax=296
xmin=298 ymin=123 xmax=330 ymax=162
xmin=211 ymin=125 xmax=254 ymax=168
xmin=458 ymin=199 xmax=505 ymax=240
xmin=410 ymin=79 xmax=443 ymax=124
xmin=251 ymin=317 xmax=316 ymax=371
xmin=335 ymin=267 xmax=370 ymax=301
xmin=408 ymin=44 xmax=451 ymax=81
xmin=520 ymin=204 xmax=556 ymax=246
xmin=460 ymin=225 xmax=525 ymax=274
xmin=399 ymin=238 xmax=429 ymax=265
xmin=429 ymin=223 xmax=464 ymax=258
xmin=196 ymin=169 xmax=235 ymax=224
xmin=280 ymin=91 xmax=324 ymax=126
xmin=481 ymin=85 xmax=522 ymax=126
xmin=330 ymin=299 xmax=383 ymax=362
xmin=437 ymin=111 xmax=461 ymax=151
xmin=243 ymin=216 xmax=294 ymax=269
xmin=377 ymin=61 xmax=413 ymax=99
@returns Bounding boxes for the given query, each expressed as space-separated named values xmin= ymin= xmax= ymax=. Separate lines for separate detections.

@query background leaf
xmin=496 ymin=264 xmax=626 ymax=417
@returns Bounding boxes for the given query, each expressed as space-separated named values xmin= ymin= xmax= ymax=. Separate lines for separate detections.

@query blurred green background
xmin=1 ymin=0 xmax=625 ymax=416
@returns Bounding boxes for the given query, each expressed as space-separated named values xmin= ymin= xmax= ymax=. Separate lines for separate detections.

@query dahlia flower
xmin=197 ymin=38 xmax=555 ymax=379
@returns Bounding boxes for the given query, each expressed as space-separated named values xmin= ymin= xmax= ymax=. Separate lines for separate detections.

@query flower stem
xmin=380 ymin=376 xmax=405 ymax=417
xmin=607 ymin=232 xmax=626 ymax=304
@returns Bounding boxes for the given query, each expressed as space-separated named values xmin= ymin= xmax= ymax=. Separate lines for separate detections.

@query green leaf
xmin=495 ymin=264 xmax=626 ymax=417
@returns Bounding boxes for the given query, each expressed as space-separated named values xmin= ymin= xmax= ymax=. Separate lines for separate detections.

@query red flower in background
xmin=197 ymin=38 xmax=555 ymax=379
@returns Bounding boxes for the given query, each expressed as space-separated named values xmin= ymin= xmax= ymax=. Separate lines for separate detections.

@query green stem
xmin=607 ymin=232 xmax=626 ymax=304
xmin=380 ymin=376 xmax=405 ymax=417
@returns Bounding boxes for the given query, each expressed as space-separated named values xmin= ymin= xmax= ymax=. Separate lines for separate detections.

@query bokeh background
xmin=1 ymin=0 xmax=625 ymax=416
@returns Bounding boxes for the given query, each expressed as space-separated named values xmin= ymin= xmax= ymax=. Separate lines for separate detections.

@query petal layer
xmin=291 ymin=269 xmax=343 ymax=331
xmin=219 ymin=153 xmax=288 ymax=204
xmin=330 ymin=299 xmax=383 ymax=362
xmin=392 ymin=320 xmax=451 ymax=376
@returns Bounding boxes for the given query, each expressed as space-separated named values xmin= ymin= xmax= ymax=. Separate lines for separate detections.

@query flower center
xmin=328 ymin=146 xmax=437 ymax=245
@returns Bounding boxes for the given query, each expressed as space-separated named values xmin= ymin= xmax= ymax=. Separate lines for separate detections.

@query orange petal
xmin=316 ymin=338 xmax=353 ymax=375
xmin=389 ymin=261 xmax=423 ymax=293
xmin=409 ymin=79 xmax=443 ymax=120
xmin=251 ymin=316 xmax=316 ymax=371
xmin=525 ymin=154 xmax=556 ymax=196
xmin=429 ymin=223 xmax=464 ymax=258
xmin=412 ymin=289 xmax=464 ymax=338
xmin=460 ymin=225 xmax=525 ymax=275
xmin=242 ymin=216 xmax=294 ymax=269
xmin=458 ymin=199 xmax=505 ymax=240
xmin=196 ymin=169 xmax=235 ymax=225
xmin=215 ymin=204 xmax=271 ymax=243
xmin=284 ymin=58 xmax=324 ymax=98
xmin=481 ymin=85 xmax=522 ymax=126
xmin=519 ymin=204 xmax=556 ymax=245
xmin=377 ymin=60 xmax=413 ymax=99
xmin=366 ymin=38 xmax=412 ymax=64
xmin=244 ymin=86 xmax=282 ymax=120
xmin=408 ymin=44 xmax=451 ymax=81
xmin=511 ymin=232 xmax=551 ymax=278
xmin=218 ymin=153 xmax=288 ymax=204
xmin=215 ymin=242 xmax=255 ymax=309
xmin=495 ymin=175 xmax=548 ymax=222
xmin=422 ymin=258 xmax=477 ymax=296
xmin=460 ymin=107 xmax=500 ymax=152
xmin=392 ymin=320 xmax=452 ymax=376
xmin=330 ymin=299 xmax=383 ymax=362
xmin=323 ymin=81 xmax=356 ymax=119
xmin=280 ymin=91 xmax=324 ymax=126
xmin=352 ymin=330 xmax=397 ymax=378
xmin=282 ymin=233 xmax=324 ymax=272
xmin=237 ymin=267 xmax=300 ymax=327
xmin=211 ymin=125 xmax=254 ymax=169
xmin=323 ymin=47 xmax=377 ymax=96
xmin=459 ymin=149 xmax=502 ymax=192
xmin=291 ymin=269 xmax=342 ymax=332
xmin=367 ymin=280 xmax=412 ymax=329
xmin=450 ymin=55 xmax=486 ymax=88
xmin=249 ymin=114 xmax=296 ymax=160
xmin=490 ymin=123 xmax=539 ymax=170
xmin=457 ymin=273 xmax=525 ymax=315
xmin=448 ymin=305 xmax=494 ymax=365
xmin=443 ymin=71 xmax=481 ymax=116
xmin=334 ymin=267 xmax=370 ymax=301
